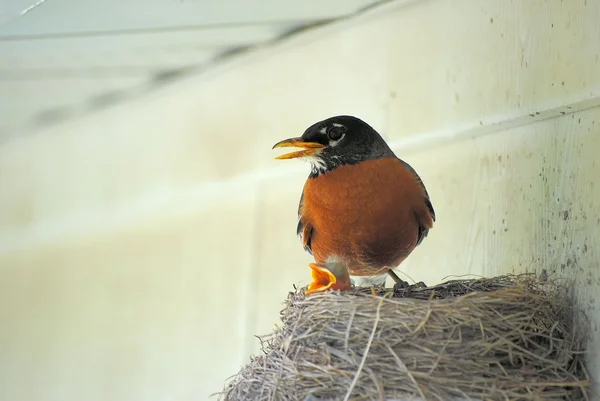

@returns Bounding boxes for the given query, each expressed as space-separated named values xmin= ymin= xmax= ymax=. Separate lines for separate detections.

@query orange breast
xmin=301 ymin=157 xmax=429 ymax=275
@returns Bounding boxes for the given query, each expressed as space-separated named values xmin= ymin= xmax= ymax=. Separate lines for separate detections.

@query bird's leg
xmin=388 ymin=269 xmax=410 ymax=291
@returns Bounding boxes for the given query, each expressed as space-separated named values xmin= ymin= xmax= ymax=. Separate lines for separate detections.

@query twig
xmin=343 ymin=296 xmax=384 ymax=401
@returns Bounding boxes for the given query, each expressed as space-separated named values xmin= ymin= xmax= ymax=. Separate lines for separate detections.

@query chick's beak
xmin=305 ymin=263 xmax=337 ymax=294
xmin=272 ymin=137 xmax=327 ymax=160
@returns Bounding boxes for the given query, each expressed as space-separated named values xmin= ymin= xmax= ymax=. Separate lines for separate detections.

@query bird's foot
xmin=388 ymin=269 xmax=410 ymax=290
xmin=388 ymin=270 xmax=428 ymax=292
xmin=392 ymin=280 xmax=411 ymax=292
xmin=393 ymin=280 xmax=428 ymax=293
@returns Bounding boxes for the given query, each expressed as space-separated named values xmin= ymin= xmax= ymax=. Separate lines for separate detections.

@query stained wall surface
xmin=1 ymin=0 xmax=599 ymax=400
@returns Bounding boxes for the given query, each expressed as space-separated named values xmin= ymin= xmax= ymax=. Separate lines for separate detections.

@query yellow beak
xmin=305 ymin=263 xmax=337 ymax=294
xmin=272 ymin=137 xmax=327 ymax=160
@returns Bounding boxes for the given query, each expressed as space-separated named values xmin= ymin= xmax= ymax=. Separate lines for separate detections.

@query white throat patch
xmin=306 ymin=155 xmax=328 ymax=175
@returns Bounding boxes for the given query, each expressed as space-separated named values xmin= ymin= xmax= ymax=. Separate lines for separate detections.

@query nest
xmin=220 ymin=274 xmax=589 ymax=401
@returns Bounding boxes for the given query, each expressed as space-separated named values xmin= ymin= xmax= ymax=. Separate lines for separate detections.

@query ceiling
xmin=0 ymin=0 xmax=385 ymax=140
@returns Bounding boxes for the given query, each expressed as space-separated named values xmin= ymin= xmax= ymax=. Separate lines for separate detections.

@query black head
xmin=273 ymin=115 xmax=395 ymax=177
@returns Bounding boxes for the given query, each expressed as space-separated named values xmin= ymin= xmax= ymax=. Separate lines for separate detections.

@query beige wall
xmin=1 ymin=0 xmax=599 ymax=400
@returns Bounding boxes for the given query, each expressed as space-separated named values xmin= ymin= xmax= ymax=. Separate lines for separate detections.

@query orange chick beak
xmin=305 ymin=263 xmax=351 ymax=294
xmin=306 ymin=263 xmax=337 ymax=294
xmin=272 ymin=137 xmax=327 ymax=160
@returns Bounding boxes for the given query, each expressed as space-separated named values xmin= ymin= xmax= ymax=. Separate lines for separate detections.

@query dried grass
xmin=220 ymin=274 xmax=589 ymax=401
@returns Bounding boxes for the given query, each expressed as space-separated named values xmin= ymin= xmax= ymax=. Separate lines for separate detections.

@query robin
xmin=273 ymin=115 xmax=435 ymax=294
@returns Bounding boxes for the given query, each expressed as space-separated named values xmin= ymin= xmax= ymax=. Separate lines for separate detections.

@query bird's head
xmin=305 ymin=262 xmax=352 ymax=295
xmin=273 ymin=115 xmax=394 ymax=177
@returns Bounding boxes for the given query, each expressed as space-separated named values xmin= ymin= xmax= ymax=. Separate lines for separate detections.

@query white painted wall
xmin=1 ymin=0 xmax=599 ymax=400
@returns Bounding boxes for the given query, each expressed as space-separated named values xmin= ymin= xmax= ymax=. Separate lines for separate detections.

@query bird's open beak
xmin=305 ymin=263 xmax=337 ymax=294
xmin=272 ymin=137 xmax=327 ymax=160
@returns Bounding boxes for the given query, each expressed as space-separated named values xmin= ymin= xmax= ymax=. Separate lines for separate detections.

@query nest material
xmin=221 ymin=274 xmax=589 ymax=401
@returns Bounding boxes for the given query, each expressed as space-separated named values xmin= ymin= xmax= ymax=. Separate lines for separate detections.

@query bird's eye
xmin=327 ymin=126 xmax=345 ymax=141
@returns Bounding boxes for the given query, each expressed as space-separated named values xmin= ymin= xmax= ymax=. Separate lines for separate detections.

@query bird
xmin=273 ymin=115 xmax=435 ymax=294
xmin=305 ymin=262 xmax=352 ymax=294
